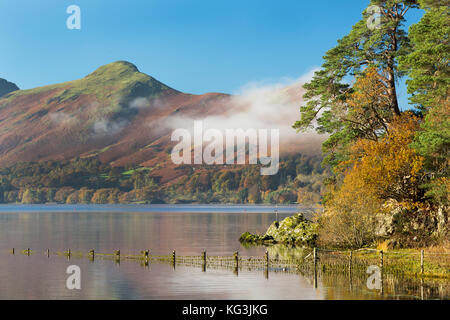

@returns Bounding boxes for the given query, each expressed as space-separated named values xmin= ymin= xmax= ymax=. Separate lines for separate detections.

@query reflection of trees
xmin=320 ymin=271 xmax=449 ymax=300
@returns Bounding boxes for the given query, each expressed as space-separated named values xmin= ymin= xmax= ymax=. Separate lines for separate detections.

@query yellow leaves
xmin=328 ymin=113 xmax=424 ymax=217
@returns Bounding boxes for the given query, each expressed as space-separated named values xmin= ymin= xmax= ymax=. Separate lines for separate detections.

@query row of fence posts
xmin=9 ymin=247 xmax=429 ymax=278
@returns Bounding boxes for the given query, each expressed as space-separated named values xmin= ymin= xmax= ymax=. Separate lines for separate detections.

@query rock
xmin=265 ymin=213 xmax=318 ymax=245
xmin=239 ymin=213 xmax=318 ymax=246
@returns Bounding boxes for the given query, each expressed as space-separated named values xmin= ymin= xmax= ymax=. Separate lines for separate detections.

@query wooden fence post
xmin=172 ymin=250 xmax=176 ymax=268
xmin=421 ymin=250 xmax=424 ymax=274
xmin=313 ymin=248 xmax=318 ymax=289
xmin=313 ymin=248 xmax=317 ymax=268
xmin=349 ymin=251 xmax=353 ymax=272
xmin=46 ymin=249 xmax=50 ymax=258
xmin=380 ymin=250 xmax=383 ymax=269
xmin=234 ymin=251 xmax=239 ymax=269
xmin=115 ymin=250 xmax=120 ymax=260
xmin=202 ymin=251 xmax=207 ymax=272
xmin=89 ymin=249 xmax=95 ymax=259
xmin=27 ymin=248 xmax=30 ymax=256
xmin=11 ymin=248 xmax=14 ymax=255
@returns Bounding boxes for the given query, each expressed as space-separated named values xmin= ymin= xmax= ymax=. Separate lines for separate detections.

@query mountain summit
xmin=0 ymin=78 xmax=19 ymax=98
xmin=0 ymin=61 xmax=229 ymax=172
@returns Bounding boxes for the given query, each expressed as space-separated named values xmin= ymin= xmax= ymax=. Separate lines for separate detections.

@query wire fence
xmin=8 ymin=247 xmax=450 ymax=279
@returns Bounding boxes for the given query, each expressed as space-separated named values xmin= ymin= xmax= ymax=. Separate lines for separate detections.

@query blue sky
xmin=0 ymin=0 xmax=422 ymax=109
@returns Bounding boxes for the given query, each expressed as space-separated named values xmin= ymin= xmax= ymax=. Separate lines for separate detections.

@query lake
xmin=0 ymin=204 xmax=447 ymax=300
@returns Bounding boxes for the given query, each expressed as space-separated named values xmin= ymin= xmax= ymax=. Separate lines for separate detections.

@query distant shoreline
xmin=0 ymin=203 xmax=318 ymax=214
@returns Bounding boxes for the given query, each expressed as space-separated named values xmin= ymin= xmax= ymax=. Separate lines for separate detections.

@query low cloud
xmin=164 ymin=68 xmax=325 ymax=155
xmin=93 ymin=118 xmax=128 ymax=135
xmin=129 ymin=97 xmax=150 ymax=109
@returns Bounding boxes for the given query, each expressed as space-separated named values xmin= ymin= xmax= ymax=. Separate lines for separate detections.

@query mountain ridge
xmin=0 ymin=78 xmax=19 ymax=98
xmin=0 ymin=61 xmax=231 ymax=174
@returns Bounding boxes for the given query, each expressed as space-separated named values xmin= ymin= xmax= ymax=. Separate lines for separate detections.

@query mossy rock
xmin=239 ymin=213 xmax=318 ymax=246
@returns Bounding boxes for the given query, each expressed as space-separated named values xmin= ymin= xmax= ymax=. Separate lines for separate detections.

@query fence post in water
xmin=349 ymin=251 xmax=353 ymax=273
xmin=233 ymin=251 xmax=239 ymax=276
xmin=421 ymin=250 xmax=424 ymax=274
xmin=313 ymin=248 xmax=318 ymax=288
xmin=265 ymin=250 xmax=269 ymax=268
xmin=172 ymin=250 xmax=176 ymax=268
xmin=380 ymin=250 xmax=383 ymax=269
xmin=27 ymin=248 xmax=30 ymax=256
xmin=46 ymin=249 xmax=50 ymax=258
xmin=115 ymin=250 xmax=120 ymax=261
xmin=89 ymin=249 xmax=95 ymax=261
xmin=313 ymin=248 xmax=317 ymax=268
xmin=11 ymin=248 xmax=14 ymax=255
xmin=202 ymin=251 xmax=207 ymax=272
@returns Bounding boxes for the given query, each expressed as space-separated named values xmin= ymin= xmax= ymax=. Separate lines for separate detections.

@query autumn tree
xmin=293 ymin=0 xmax=419 ymax=168
xmin=320 ymin=113 xmax=424 ymax=247
xmin=339 ymin=113 xmax=424 ymax=202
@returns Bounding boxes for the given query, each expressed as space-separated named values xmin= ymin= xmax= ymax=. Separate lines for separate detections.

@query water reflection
xmin=0 ymin=206 xmax=447 ymax=300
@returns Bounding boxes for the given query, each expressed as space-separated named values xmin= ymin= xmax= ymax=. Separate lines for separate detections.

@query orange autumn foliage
xmin=319 ymin=113 xmax=425 ymax=247
xmin=337 ymin=113 xmax=424 ymax=203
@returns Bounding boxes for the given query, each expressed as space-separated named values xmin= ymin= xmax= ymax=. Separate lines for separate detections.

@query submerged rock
xmin=239 ymin=213 xmax=318 ymax=246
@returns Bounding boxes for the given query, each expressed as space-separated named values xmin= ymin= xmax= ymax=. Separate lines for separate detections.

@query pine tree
xmin=293 ymin=0 xmax=419 ymax=168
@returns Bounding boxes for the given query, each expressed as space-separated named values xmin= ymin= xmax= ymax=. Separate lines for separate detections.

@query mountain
xmin=0 ymin=61 xmax=230 ymax=176
xmin=0 ymin=62 xmax=325 ymax=204
xmin=0 ymin=78 xmax=19 ymax=98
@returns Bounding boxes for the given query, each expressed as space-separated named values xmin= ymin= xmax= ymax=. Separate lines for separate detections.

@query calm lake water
xmin=0 ymin=204 xmax=447 ymax=300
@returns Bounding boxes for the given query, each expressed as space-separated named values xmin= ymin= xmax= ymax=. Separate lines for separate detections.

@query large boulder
xmin=239 ymin=213 xmax=318 ymax=246
xmin=265 ymin=213 xmax=317 ymax=244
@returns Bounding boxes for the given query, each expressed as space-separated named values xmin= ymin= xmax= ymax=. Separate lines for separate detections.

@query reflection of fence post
xmin=313 ymin=248 xmax=318 ymax=289
xmin=421 ymin=250 xmax=424 ymax=274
